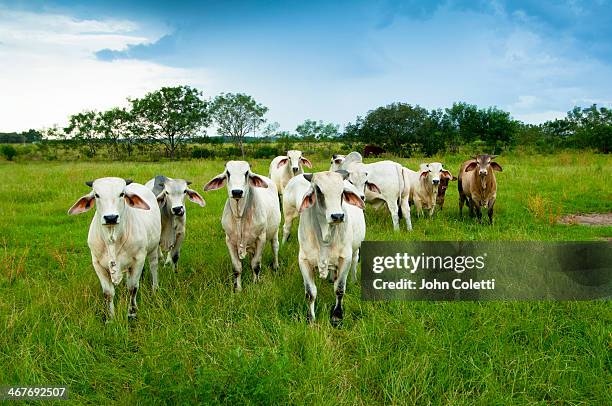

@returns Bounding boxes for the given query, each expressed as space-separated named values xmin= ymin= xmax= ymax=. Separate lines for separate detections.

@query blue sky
xmin=1 ymin=0 xmax=611 ymax=132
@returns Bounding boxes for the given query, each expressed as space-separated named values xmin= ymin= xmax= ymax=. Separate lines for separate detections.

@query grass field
xmin=1 ymin=152 xmax=611 ymax=404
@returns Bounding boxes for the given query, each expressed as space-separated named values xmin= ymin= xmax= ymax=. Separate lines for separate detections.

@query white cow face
xmin=420 ymin=162 xmax=453 ymax=187
xmin=68 ymin=177 xmax=150 ymax=225
xmin=300 ymin=171 xmax=365 ymax=224
xmin=278 ymin=150 xmax=312 ymax=175
xmin=157 ymin=178 xmax=205 ymax=216
xmin=204 ymin=160 xmax=268 ymax=199
xmin=329 ymin=154 xmax=346 ymax=171
xmin=346 ymin=168 xmax=381 ymax=201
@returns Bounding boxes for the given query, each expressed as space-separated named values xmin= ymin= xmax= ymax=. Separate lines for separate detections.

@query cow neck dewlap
xmin=101 ymin=222 xmax=128 ymax=277
xmin=229 ymin=191 xmax=254 ymax=259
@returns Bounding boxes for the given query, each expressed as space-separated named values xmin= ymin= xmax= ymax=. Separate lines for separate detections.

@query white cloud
xmin=0 ymin=8 xmax=207 ymax=132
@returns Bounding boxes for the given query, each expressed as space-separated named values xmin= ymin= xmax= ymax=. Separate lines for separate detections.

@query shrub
xmin=192 ymin=147 xmax=214 ymax=159
xmin=253 ymin=145 xmax=279 ymax=159
xmin=1 ymin=145 xmax=17 ymax=161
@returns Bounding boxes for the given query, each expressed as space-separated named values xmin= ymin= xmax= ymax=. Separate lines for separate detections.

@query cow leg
xmin=271 ymin=230 xmax=279 ymax=271
xmin=299 ymin=257 xmax=317 ymax=323
xmin=148 ymin=247 xmax=159 ymax=292
xmin=400 ymin=194 xmax=413 ymax=231
xmin=475 ymin=203 xmax=483 ymax=224
xmin=93 ymin=260 xmax=115 ymax=322
xmin=170 ymin=231 xmax=184 ymax=270
xmin=282 ymin=207 xmax=298 ymax=243
xmin=387 ymin=199 xmax=400 ymax=231
xmin=468 ymin=198 xmax=475 ymax=218
xmin=459 ymin=193 xmax=465 ymax=217
xmin=488 ymin=198 xmax=496 ymax=225
xmin=351 ymin=249 xmax=360 ymax=283
xmin=127 ymin=256 xmax=145 ymax=320
xmin=225 ymin=236 xmax=243 ymax=292
xmin=331 ymin=257 xmax=350 ymax=327
xmin=413 ymin=197 xmax=424 ymax=217
xmin=251 ymin=232 xmax=266 ymax=283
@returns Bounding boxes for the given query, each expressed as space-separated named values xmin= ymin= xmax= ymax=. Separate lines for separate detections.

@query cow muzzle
xmin=103 ymin=214 xmax=119 ymax=225
xmin=172 ymin=206 xmax=185 ymax=216
xmin=231 ymin=189 xmax=244 ymax=199
xmin=292 ymin=167 xmax=300 ymax=174
xmin=330 ymin=213 xmax=345 ymax=224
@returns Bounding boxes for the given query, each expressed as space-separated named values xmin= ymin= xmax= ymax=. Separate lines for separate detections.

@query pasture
xmin=1 ymin=152 xmax=611 ymax=404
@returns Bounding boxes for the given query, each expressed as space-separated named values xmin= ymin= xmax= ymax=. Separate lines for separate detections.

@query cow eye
xmin=119 ymin=192 xmax=124 ymax=197
xmin=183 ymin=190 xmax=187 ymax=194
xmin=94 ymin=193 xmax=100 ymax=198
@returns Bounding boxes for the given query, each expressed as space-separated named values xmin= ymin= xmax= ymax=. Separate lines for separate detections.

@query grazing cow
xmin=68 ymin=177 xmax=160 ymax=321
xmin=341 ymin=152 xmax=409 ymax=231
xmin=402 ymin=163 xmax=453 ymax=217
xmin=459 ymin=155 xmax=503 ymax=224
xmin=329 ymin=154 xmax=346 ymax=171
xmin=436 ymin=175 xmax=457 ymax=210
xmin=145 ymin=175 xmax=205 ymax=270
xmin=269 ymin=150 xmax=313 ymax=194
xmin=297 ymin=171 xmax=365 ymax=325
xmin=204 ymin=161 xmax=281 ymax=291
xmin=363 ymin=144 xmax=385 ymax=158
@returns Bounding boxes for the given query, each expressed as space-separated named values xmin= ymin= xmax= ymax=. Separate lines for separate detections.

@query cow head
xmin=155 ymin=176 xmax=205 ymax=217
xmin=464 ymin=155 xmax=502 ymax=189
xmin=68 ymin=177 xmax=150 ymax=226
xmin=329 ymin=154 xmax=346 ymax=171
xmin=420 ymin=162 xmax=453 ymax=187
xmin=345 ymin=167 xmax=380 ymax=201
xmin=204 ymin=161 xmax=268 ymax=200
xmin=277 ymin=150 xmax=312 ymax=175
xmin=300 ymin=171 xmax=364 ymax=225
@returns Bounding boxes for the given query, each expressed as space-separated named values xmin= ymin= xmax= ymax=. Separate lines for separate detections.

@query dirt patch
xmin=558 ymin=213 xmax=612 ymax=226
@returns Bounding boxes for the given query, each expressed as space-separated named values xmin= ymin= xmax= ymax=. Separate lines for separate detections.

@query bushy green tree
xmin=210 ymin=93 xmax=268 ymax=158
xmin=131 ymin=86 xmax=210 ymax=160
xmin=64 ymin=110 xmax=100 ymax=157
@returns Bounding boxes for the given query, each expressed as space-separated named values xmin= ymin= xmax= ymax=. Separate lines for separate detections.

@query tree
xmin=1 ymin=145 xmax=17 ymax=161
xmin=97 ymin=107 xmax=133 ymax=158
xmin=567 ymin=105 xmax=611 ymax=153
xmin=210 ymin=93 xmax=268 ymax=158
xmin=64 ymin=110 xmax=100 ymax=156
xmin=295 ymin=119 xmax=339 ymax=141
xmin=131 ymin=86 xmax=210 ymax=160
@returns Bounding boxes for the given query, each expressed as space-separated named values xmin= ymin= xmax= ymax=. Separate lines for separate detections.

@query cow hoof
xmin=128 ymin=313 xmax=137 ymax=321
xmin=330 ymin=315 xmax=343 ymax=328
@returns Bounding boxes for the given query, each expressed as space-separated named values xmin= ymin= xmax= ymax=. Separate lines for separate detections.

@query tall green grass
xmin=0 ymin=152 xmax=610 ymax=404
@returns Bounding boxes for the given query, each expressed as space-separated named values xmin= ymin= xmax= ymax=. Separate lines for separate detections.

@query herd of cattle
xmin=67 ymin=151 xmax=503 ymax=325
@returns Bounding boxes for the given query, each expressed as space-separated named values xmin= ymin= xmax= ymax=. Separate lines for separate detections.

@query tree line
xmin=2 ymin=85 xmax=610 ymax=161
xmin=343 ymin=102 xmax=610 ymax=155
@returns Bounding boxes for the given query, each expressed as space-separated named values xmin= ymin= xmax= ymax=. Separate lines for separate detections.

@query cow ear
xmin=465 ymin=162 xmax=478 ymax=172
xmin=124 ymin=179 xmax=133 ymax=185
xmin=125 ymin=193 xmax=150 ymax=210
xmin=343 ymin=190 xmax=365 ymax=209
xmin=68 ymin=193 xmax=95 ymax=215
xmin=366 ymin=181 xmax=381 ymax=194
xmin=300 ymin=157 xmax=313 ymax=168
xmin=277 ymin=157 xmax=289 ymax=168
xmin=299 ymin=189 xmax=316 ymax=212
xmin=335 ymin=169 xmax=349 ymax=180
xmin=490 ymin=162 xmax=503 ymax=172
xmin=249 ymin=174 xmax=268 ymax=188
xmin=156 ymin=191 xmax=166 ymax=205
xmin=334 ymin=158 xmax=343 ymax=164
xmin=420 ymin=171 xmax=429 ymax=178
xmin=186 ymin=189 xmax=206 ymax=207
xmin=303 ymin=173 xmax=313 ymax=182
xmin=441 ymin=170 xmax=453 ymax=179
xmin=204 ymin=173 xmax=227 ymax=191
